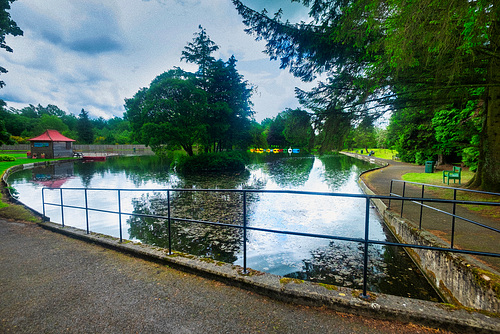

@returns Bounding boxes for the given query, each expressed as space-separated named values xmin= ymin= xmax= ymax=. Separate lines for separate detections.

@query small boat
xmin=83 ymin=156 xmax=107 ymax=161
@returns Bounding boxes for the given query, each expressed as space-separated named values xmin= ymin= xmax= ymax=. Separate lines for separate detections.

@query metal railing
xmin=41 ymin=187 xmax=500 ymax=298
xmin=389 ymin=179 xmax=500 ymax=248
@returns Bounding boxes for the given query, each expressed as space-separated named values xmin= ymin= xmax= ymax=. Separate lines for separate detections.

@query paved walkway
xmin=348 ymin=153 xmax=500 ymax=272
xmin=0 ymin=219 xmax=458 ymax=334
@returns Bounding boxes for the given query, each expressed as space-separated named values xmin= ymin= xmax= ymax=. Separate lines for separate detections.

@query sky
xmin=0 ymin=0 xmax=318 ymax=122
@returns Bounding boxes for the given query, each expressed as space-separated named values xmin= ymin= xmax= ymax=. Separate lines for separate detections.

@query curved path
xmin=347 ymin=153 xmax=500 ymax=272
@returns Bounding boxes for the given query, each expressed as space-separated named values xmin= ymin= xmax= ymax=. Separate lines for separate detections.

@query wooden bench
xmin=443 ymin=166 xmax=462 ymax=185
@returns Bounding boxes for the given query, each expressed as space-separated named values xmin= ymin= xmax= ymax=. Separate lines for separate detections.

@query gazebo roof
xmin=29 ymin=130 xmax=75 ymax=142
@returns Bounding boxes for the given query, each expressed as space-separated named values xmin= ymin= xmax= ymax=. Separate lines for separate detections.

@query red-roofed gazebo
xmin=29 ymin=129 xmax=75 ymax=159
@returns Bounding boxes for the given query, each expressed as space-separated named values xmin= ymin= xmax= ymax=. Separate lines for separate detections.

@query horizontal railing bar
xmin=388 ymin=193 xmax=499 ymax=206
xmin=43 ymin=201 xmax=500 ymax=258
xmin=390 ymin=179 xmax=500 ymax=196
xmin=390 ymin=194 xmax=500 ymax=234
xmin=42 ymin=187 xmax=500 ymax=206
xmin=367 ymin=239 xmax=500 ymax=258
xmin=43 ymin=202 xmax=363 ymax=242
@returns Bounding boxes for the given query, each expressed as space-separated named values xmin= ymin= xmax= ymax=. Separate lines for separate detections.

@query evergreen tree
xmin=77 ymin=108 xmax=94 ymax=144
xmin=181 ymin=28 xmax=253 ymax=152
xmin=181 ymin=25 xmax=219 ymax=82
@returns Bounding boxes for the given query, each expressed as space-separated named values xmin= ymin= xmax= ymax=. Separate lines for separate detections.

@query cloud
xmin=1 ymin=0 xmax=313 ymax=122
xmin=14 ymin=1 xmax=126 ymax=55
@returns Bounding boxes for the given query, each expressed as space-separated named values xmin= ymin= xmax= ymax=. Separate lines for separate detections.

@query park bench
xmin=443 ymin=166 xmax=462 ymax=185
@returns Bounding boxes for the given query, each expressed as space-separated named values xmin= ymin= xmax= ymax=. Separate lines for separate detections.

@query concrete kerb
xmin=37 ymin=220 xmax=500 ymax=333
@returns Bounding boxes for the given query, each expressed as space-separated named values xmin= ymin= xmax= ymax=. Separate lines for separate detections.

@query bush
xmin=0 ymin=155 xmax=16 ymax=162
xmin=177 ymin=151 xmax=248 ymax=173
xmin=462 ymin=146 xmax=479 ymax=172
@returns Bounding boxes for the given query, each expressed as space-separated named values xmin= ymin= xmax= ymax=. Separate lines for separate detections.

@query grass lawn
xmin=401 ymin=169 xmax=499 ymax=219
xmin=402 ymin=169 xmax=475 ymax=186
xmin=343 ymin=148 xmax=398 ymax=160
xmin=0 ymin=153 xmax=76 ymax=175
xmin=0 ymin=152 xmax=77 ymax=220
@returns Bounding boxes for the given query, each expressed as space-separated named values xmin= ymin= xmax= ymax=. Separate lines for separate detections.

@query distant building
xmin=28 ymin=129 xmax=76 ymax=159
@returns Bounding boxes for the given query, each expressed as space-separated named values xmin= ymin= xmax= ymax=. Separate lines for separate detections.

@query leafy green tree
xmin=33 ymin=114 xmax=69 ymax=135
xmin=281 ymin=108 xmax=314 ymax=150
xmin=125 ymin=69 xmax=208 ymax=156
xmin=248 ymin=120 xmax=267 ymax=149
xmin=386 ymin=108 xmax=438 ymax=164
xmin=266 ymin=114 xmax=287 ymax=147
xmin=0 ymin=101 xmax=11 ymax=144
xmin=431 ymin=101 xmax=482 ymax=169
xmin=77 ymin=108 xmax=94 ymax=144
xmin=352 ymin=117 xmax=377 ymax=153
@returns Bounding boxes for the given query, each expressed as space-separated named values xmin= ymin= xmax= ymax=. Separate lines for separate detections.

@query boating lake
xmin=7 ymin=153 xmax=441 ymax=301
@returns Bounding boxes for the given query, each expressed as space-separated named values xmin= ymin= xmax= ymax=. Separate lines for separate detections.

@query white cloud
xmin=1 ymin=0 xmax=313 ymax=122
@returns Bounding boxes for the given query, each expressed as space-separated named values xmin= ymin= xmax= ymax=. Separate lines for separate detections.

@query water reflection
xmin=7 ymin=154 xmax=441 ymax=301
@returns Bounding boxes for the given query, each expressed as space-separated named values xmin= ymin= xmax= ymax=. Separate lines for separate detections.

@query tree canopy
xmin=233 ymin=0 xmax=500 ymax=191
xmin=125 ymin=27 xmax=254 ymax=156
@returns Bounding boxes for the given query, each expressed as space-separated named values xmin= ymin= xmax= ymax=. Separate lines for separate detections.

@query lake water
xmin=8 ymin=154 xmax=441 ymax=301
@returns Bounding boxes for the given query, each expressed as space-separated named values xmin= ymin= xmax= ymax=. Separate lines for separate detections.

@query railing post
xmin=401 ymin=182 xmax=406 ymax=217
xmin=42 ymin=188 xmax=46 ymax=218
xmin=167 ymin=190 xmax=172 ymax=255
xmin=388 ymin=180 xmax=393 ymax=209
xmin=419 ymin=185 xmax=425 ymax=229
xmin=118 ymin=190 xmax=122 ymax=243
xmin=60 ymin=188 xmax=65 ymax=227
xmin=361 ymin=197 xmax=370 ymax=299
xmin=451 ymin=189 xmax=457 ymax=248
xmin=85 ymin=189 xmax=89 ymax=234
xmin=243 ymin=190 xmax=248 ymax=274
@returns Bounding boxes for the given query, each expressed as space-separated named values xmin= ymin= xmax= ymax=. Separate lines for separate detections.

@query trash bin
xmin=425 ymin=161 xmax=434 ymax=173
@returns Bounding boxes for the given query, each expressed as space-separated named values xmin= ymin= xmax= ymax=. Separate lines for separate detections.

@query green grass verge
xmin=402 ymin=170 xmax=475 ymax=186
xmin=343 ymin=148 xmax=398 ymax=160
xmin=402 ymin=170 xmax=499 ymax=219
xmin=0 ymin=153 xmax=77 ymax=222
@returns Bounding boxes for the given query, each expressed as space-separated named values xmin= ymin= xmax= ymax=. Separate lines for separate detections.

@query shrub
xmin=0 ymin=155 xmax=16 ymax=162
xmin=462 ymin=146 xmax=479 ymax=172
xmin=177 ymin=151 xmax=248 ymax=173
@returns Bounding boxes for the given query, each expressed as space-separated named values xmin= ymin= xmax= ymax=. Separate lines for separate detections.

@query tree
xmin=352 ymin=117 xmax=377 ymax=154
xmin=0 ymin=100 xmax=11 ymax=144
xmin=125 ymin=69 xmax=208 ymax=156
xmin=233 ymin=0 xmax=500 ymax=191
xmin=77 ymin=108 xmax=94 ymax=144
xmin=0 ymin=0 xmax=23 ymax=89
xmin=266 ymin=114 xmax=287 ymax=147
xmin=181 ymin=25 xmax=219 ymax=81
xmin=281 ymin=108 xmax=314 ymax=150
xmin=33 ymin=114 xmax=69 ymax=135
xmin=181 ymin=28 xmax=254 ymax=152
